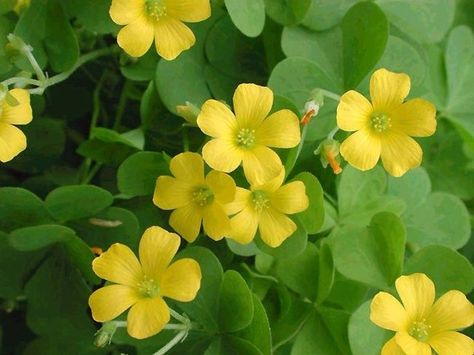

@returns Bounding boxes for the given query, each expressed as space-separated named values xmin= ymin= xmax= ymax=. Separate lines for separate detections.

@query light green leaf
xmin=302 ymin=0 xmax=358 ymax=31
xmin=225 ymin=0 xmax=265 ymax=38
xmin=264 ymin=0 xmax=311 ymax=26
xmin=332 ymin=212 xmax=406 ymax=289
xmin=292 ymin=172 xmax=324 ymax=234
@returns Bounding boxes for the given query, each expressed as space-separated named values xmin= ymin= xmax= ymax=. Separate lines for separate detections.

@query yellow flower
xmin=226 ymin=169 xmax=309 ymax=247
xmin=153 ymin=152 xmax=236 ymax=242
xmin=370 ymin=273 xmax=474 ymax=355
xmin=109 ymin=0 xmax=211 ymax=60
xmin=14 ymin=0 xmax=30 ymax=14
xmin=337 ymin=68 xmax=436 ymax=177
xmin=0 ymin=89 xmax=33 ymax=163
xmin=88 ymin=226 xmax=201 ymax=339
xmin=197 ymin=83 xmax=301 ymax=185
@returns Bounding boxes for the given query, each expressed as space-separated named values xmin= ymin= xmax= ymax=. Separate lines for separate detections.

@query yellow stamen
xmin=236 ymin=128 xmax=256 ymax=148
xmin=370 ymin=112 xmax=392 ymax=133
xmin=252 ymin=190 xmax=270 ymax=212
xmin=137 ymin=276 xmax=160 ymax=298
xmin=192 ymin=186 xmax=214 ymax=207
xmin=145 ymin=0 xmax=167 ymax=21
xmin=409 ymin=319 xmax=432 ymax=342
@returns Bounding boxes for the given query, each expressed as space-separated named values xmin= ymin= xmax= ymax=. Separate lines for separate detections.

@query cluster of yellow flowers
xmin=154 ymin=83 xmax=309 ymax=248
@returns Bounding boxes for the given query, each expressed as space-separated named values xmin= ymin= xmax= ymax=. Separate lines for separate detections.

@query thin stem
xmin=1 ymin=77 xmax=41 ymax=87
xmin=153 ymin=330 xmax=187 ymax=355
xmin=163 ymin=324 xmax=189 ymax=331
xmin=327 ymin=126 xmax=339 ymax=139
xmin=112 ymin=321 xmax=127 ymax=328
xmin=169 ymin=308 xmax=188 ymax=324
xmin=320 ymin=89 xmax=341 ymax=102
xmin=285 ymin=124 xmax=308 ymax=178
xmin=112 ymin=80 xmax=130 ymax=130
xmin=241 ymin=264 xmax=279 ymax=283
xmin=24 ymin=49 xmax=46 ymax=82
xmin=81 ymin=162 xmax=103 ymax=184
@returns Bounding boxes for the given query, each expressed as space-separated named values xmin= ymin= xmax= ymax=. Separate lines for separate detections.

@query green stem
xmin=320 ymin=89 xmax=341 ymax=102
xmin=113 ymin=80 xmax=130 ymax=130
xmin=169 ymin=309 xmax=189 ymax=324
xmin=284 ymin=124 xmax=309 ymax=178
xmin=327 ymin=126 xmax=339 ymax=139
xmin=24 ymin=49 xmax=46 ymax=82
xmin=242 ymin=264 xmax=279 ymax=283
xmin=1 ymin=77 xmax=41 ymax=87
xmin=153 ymin=330 xmax=188 ymax=355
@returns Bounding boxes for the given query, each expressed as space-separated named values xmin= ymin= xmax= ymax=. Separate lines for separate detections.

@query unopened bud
xmin=176 ymin=101 xmax=200 ymax=126
xmin=7 ymin=34 xmax=31 ymax=54
xmin=94 ymin=322 xmax=118 ymax=348
xmin=14 ymin=0 xmax=31 ymax=14
xmin=301 ymin=100 xmax=320 ymax=125
xmin=315 ymin=139 xmax=343 ymax=175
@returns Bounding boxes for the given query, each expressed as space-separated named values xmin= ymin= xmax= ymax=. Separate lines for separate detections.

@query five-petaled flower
xmin=0 ymin=88 xmax=33 ymax=163
xmin=153 ymin=152 xmax=236 ymax=242
xmin=370 ymin=273 xmax=474 ymax=355
xmin=88 ymin=226 xmax=201 ymax=339
xmin=337 ymin=68 xmax=436 ymax=177
xmin=197 ymin=83 xmax=301 ymax=185
xmin=226 ymin=168 xmax=308 ymax=247
xmin=109 ymin=0 xmax=211 ymax=60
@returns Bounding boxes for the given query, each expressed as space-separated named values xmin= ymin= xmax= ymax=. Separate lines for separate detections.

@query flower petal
xmin=256 ymin=109 xmax=300 ymax=148
xmin=370 ymin=68 xmax=410 ymax=112
xmin=229 ymin=207 xmax=259 ymax=244
xmin=169 ymin=204 xmax=202 ymax=242
xmin=242 ymin=145 xmax=283 ymax=185
xmin=336 ymin=90 xmax=373 ymax=132
xmin=202 ymin=203 xmax=231 ymax=240
xmin=89 ymin=285 xmax=139 ymax=322
xmin=165 ymin=0 xmax=211 ymax=23
xmin=109 ymin=0 xmax=144 ymax=25
xmin=380 ymin=132 xmax=422 ymax=177
xmin=258 ymin=208 xmax=296 ymax=248
xmin=139 ymin=226 xmax=181 ymax=281
xmin=154 ymin=17 xmax=195 ymax=60
xmin=92 ymin=243 xmax=143 ymax=286
xmin=429 ymin=331 xmax=474 ymax=355
xmin=161 ymin=259 xmax=202 ymax=301
xmin=205 ymin=170 xmax=236 ymax=204
xmin=370 ymin=292 xmax=409 ymax=331
xmin=381 ymin=337 xmax=407 ymax=355
xmin=117 ymin=16 xmax=154 ymax=57
xmin=252 ymin=168 xmax=285 ymax=193
xmin=395 ymin=273 xmax=435 ymax=322
xmin=1 ymin=89 xmax=32 ymax=125
xmin=270 ymin=181 xmax=309 ymax=214
xmin=197 ymin=99 xmax=237 ymax=138
xmin=339 ymin=128 xmax=381 ymax=171
xmin=390 ymin=99 xmax=437 ymax=137
xmin=395 ymin=332 xmax=432 ymax=355
xmin=127 ymin=297 xmax=170 ymax=339
xmin=427 ymin=290 xmax=474 ymax=333
xmin=233 ymin=83 xmax=273 ymax=129
xmin=225 ymin=187 xmax=252 ymax=215
xmin=170 ymin=152 xmax=205 ymax=184
xmin=0 ymin=123 xmax=27 ymax=163
xmin=153 ymin=176 xmax=193 ymax=210
xmin=202 ymin=138 xmax=243 ymax=173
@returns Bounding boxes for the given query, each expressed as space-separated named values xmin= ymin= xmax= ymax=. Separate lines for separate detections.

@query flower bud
xmin=176 ymin=101 xmax=200 ymax=126
xmin=94 ymin=322 xmax=118 ymax=348
xmin=315 ymin=139 xmax=343 ymax=175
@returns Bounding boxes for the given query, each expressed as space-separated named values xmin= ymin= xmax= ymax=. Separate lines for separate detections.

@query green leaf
xmin=317 ymin=242 xmax=335 ymax=304
xmin=236 ymin=295 xmax=272 ymax=355
xmin=0 ymin=232 xmax=46 ymax=299
xmin=205 ymin=335 xmax=262 ymax=355
xmin=117 ymin=151 xmax=169 ymax=197
xmin=444 ymin=26 xmax=474 ymax=140
xmin=377 ymin=0 xmax=455 ymax=43
xmin=225 ymin=0 xmax=265 ymax=38
xmin=9 ymin=225 xmax=74 ymax=251
xmin=332 ymin=212 xmax=406 ymax=289
xmin=292 ymin=172 xmax=324 ymax=234
xmin=387 ymin=167 xmax=431 ymax=210
xmin=348 ymin=301 xmax=391 ymax=355
xmin=218 ymin=270 xmax=254 ymax=333
xmin=0 ymin=187 xmax=53 ymax=232
xmin=44 ymin=0 xmax=79 ymax=72
xmin=226 ymin=239 xmax=260 ymax=257
xmin=302 ymin=0 xmax=358 ymax=31
xmin=175 ymin=247 xmax=223 ymax=332
xmin=64 ymin=0 xmax=118 ymax=34
xmin=256 ymin=218 xmax=307 ymax=259
xmin=291 ymin=307 xmax=351 ymax=355
xmin=403 ymin=192 xmax=470 ymax=249
xmin=91 ymin=127 xmax=144 ymax=150
xmin=404 ymin=245 xmax=474 ymax=294
xmin=121 ymin=50 xmax=159 ymax=81
xmin=264 ymin=0 xmax=311 ymax=26
xmin=45 ymin=185 xmax=113 ymax=222
xmin=326 ymin=272 xmax=369 ymax=312
xmin=342 ymin=1 xmax=388 ymax=89
xmin=155 ymin=49 xmax=211 ymax=114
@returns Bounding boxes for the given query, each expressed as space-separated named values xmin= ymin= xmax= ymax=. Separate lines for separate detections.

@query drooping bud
xmin=6 ymin=34 xmax=30 ymax=54
xmin=301 ymin=89 xmax=325 ymax=125
xmin=315 ymin=139 xmax=343 ymax=175
xmin=94 ymin=322 xmax=118 ymax=348
xmin=176 ymin=101 xmax=200 ymax=126
xmin=91 ymin=246 xmax=103 ymax=256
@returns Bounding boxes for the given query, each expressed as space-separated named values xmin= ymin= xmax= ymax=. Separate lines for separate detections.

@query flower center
xmin=409 ymin=319 xmax=431 ymax=342
xmin=137 ymin=276 xmax=160 ymax=298
xmin=192 ymin=186 xmax=214 ymax=207
xmin=236 ymin=128 xmax=256 ymax=149
xmin=145 ymin=0 xmax=167 ymax=21
xmin=370 ymin=113 xmax=392 ymax=133
xmin=252 ymin=190 xmax=270 ymax=212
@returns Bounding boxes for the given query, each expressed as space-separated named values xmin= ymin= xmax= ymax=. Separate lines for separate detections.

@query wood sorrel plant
xmin=0 ymin=0 xmax=473 ymax=354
